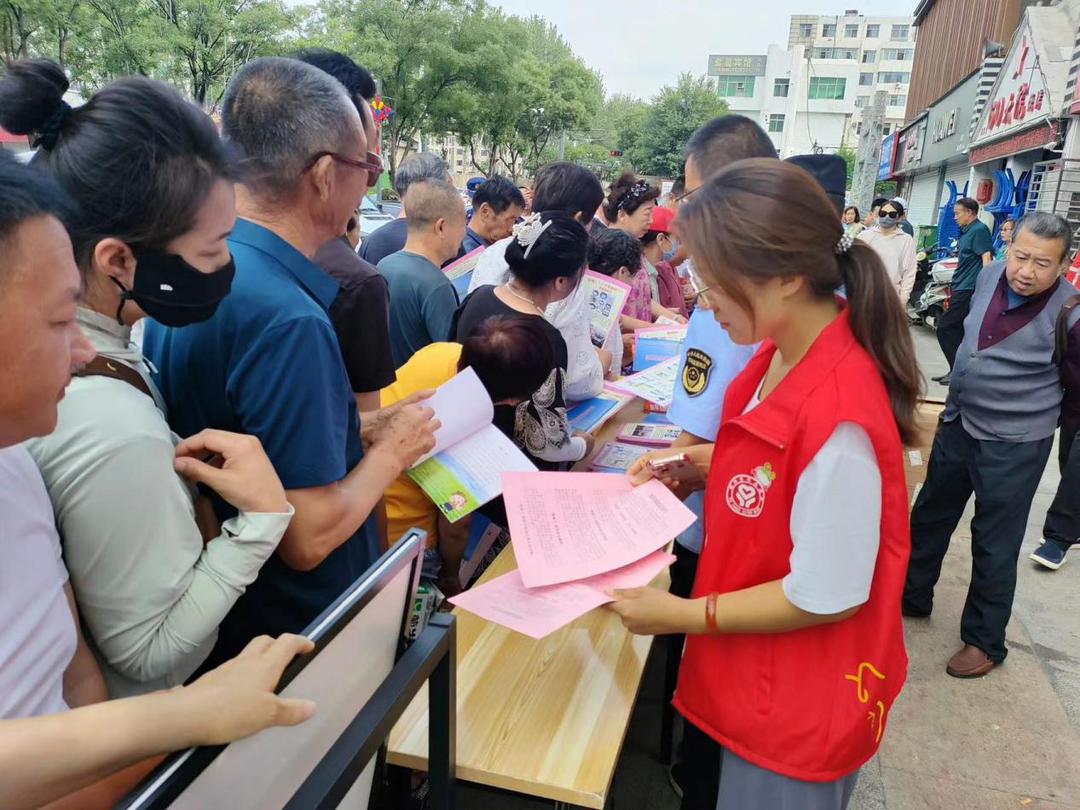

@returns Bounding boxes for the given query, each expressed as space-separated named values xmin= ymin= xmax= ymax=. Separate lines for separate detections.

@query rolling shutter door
xmin=906 ymin=169 xmax=942 ymax=229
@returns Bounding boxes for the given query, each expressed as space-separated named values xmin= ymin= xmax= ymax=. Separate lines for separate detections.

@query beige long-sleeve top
xmin=25 ymin=309 xmax=293 ymax=698
xmin=857 ymin=227 xmax=918 ymax=303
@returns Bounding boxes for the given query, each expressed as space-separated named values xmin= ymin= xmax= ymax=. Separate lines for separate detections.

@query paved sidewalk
xmin=847 ymin=328 xmax=1080 ymax=809
xmin=458 ymin=326 xmax=1080 ymax=809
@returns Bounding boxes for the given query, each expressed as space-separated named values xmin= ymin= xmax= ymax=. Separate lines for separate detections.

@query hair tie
xmin=616 ymin=180 xmax=651 ymax=211
xmin=513 ymin=213 xmax=553 ymax=259
xmin=835 ymin=230 xmax=855 ymax=256
xmin=32 ymin=100 xmax=73 ymax=151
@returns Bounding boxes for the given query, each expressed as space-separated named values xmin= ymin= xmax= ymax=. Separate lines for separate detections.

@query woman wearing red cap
xmin=642 ymin=205 xmax=690 ymax=320
xmin=611 ymin=158 xmax=918 ymax=809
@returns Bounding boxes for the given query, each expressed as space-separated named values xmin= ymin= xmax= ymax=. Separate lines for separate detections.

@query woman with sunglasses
xmin=0 ymin=58 xmax=294 ymax=698
xmin=857 ymin=199 xmax=917 ymax=305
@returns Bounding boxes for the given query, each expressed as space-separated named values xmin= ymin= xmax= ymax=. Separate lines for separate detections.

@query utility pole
xmin=558 ymin=131 xmax=567 ymax=161
xmin=851 ymin=90 xmax=887 ymax=215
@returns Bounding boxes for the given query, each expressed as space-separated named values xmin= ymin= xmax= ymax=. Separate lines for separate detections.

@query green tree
xmin=836 ymin=145 xmax=856 ymax=191
xmin=308 ymin=0 xmax=515 ymax=177
xmin=73 ymin=0 xmax=295 ymax=102
xmin=589 ymin=93 xmax=648 ymax=160
xmin=629 ymin=74 xmax=727 ymax=177
xmin=439 ymin=13 xmax=601 ymax=180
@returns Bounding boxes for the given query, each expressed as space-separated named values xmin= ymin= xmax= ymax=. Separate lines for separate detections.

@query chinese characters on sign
xmin=973 ymin=28 xmax=1052 ymax=147
xmin=707 ymin=54 xmax=768 ymax=77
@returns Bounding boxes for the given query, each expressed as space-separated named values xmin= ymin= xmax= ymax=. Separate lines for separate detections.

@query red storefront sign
xmin=969 ymin=121 xmax=1059 ymax=165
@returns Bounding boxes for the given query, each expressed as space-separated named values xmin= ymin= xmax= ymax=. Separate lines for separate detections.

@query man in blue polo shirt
xmin=144 ymin=57 xmax=437 ymax=670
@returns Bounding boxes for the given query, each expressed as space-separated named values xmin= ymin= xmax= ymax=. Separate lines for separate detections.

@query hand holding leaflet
xmin=448 ymin=549 xmax=677 ymax=638
xmin=407 ymin=367 xmax=537 ymax=522
xmin=502 ymin=471 xmax=697 ymax=588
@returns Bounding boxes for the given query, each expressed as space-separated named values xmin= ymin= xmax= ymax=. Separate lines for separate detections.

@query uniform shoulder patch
xmin=682 ymin=348 xmax=713 ymax=397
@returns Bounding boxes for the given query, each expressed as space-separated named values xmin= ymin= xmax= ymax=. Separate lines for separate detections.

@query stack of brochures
xmin=448 ymin=472 xmax=696 ymax=638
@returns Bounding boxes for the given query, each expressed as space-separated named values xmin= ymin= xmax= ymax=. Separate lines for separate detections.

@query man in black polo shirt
xmin=298 ymin=49 xmax=395 ymax=411
xmin=934 ymin=197 xmax=994 ymax=384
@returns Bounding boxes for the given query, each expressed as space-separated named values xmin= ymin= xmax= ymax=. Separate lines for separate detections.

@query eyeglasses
xmin=303 ymin=151 xmax=384 ymax=189
xmin=673 ymin=185 xmax=700 ymax=205
xmin=688 ymin=275 xmax=715 ymax=307
xmin=880 ymin=210 xmax=900 ymax=219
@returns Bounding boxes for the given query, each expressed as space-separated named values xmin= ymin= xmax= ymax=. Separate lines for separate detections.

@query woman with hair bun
xmin=452 ymin=210 xmax=593 ymax=469
xmin=0 ymin=58 xmax=293 ymax=698
xmin=610 ymin=158 xmax=920 ymax=808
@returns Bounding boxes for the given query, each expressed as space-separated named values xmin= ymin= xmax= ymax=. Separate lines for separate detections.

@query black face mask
xmin=115 ymin=250 xmax=235 ymax=327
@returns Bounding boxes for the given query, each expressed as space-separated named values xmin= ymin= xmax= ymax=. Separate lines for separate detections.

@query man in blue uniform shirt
xmin=144 ymin=58 xmax=437 ymax=669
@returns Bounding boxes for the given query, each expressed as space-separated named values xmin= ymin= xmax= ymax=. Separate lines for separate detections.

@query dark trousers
xmin=668 ymin=542 xmax=721 ymax=810
xmin=936 ymin=289 xmax=973 ymax=370
xmin=1043 ymin=425 xmax=1080 ymax=550
xmin=903 ymin=418 xmax=1052 ymax=662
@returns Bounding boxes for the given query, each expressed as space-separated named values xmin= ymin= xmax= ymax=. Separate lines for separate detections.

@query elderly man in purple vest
xmin=903 ymin=212 xmax=1076 ymax=679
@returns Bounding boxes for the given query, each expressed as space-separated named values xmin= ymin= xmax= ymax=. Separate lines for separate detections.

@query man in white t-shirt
xmin=0 ymin=151 xmax=319 ymax=808
xmin=0 ymin=160 xmax=102 ymax=720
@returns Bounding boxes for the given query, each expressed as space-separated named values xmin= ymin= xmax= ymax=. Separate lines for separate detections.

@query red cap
xmin=647 ymin=205 xmax=676 ymax=234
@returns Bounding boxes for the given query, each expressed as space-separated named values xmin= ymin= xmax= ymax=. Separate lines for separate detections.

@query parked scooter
xmin=908 ymin=241 xmax=958 ymax=330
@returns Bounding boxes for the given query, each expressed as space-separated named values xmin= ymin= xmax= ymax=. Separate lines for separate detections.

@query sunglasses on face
xmin=303 ymin=151 xmax=384 ymax=189
xmin=880 ymin=210 xmax=900 ymax=219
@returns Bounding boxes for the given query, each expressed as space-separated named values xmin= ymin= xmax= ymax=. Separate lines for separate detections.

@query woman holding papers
xmin=612 ymin=159 xmax=920 ymax=810
xmin=453 ymin=211 xmax=593 ymax=469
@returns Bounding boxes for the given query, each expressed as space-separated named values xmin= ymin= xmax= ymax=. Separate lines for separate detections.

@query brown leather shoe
xmin=946 ymin=644 xmax=996 ymax=678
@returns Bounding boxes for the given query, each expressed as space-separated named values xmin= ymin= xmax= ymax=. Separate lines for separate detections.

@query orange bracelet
xmin=705 ymin=592 xmax=720 ymax=634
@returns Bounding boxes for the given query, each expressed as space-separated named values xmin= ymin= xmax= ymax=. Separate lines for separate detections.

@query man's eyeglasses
xmin=880 ymin=210 xmax=900 ymax=219
xmin=303 ymin=151 xmax=384 ymax=189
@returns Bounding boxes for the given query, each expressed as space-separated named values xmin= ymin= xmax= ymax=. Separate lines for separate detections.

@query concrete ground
xmin=456 ymin=325 xmax=1080 ymax=809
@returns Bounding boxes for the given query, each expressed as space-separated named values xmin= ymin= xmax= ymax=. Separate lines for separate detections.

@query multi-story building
xmin=907 ymin=0 xmax=1031 ymax=120
xmin=709 ymin=45 xmax=859 ymax=158
xmin=392 ymin=133 xmax=493 ymax=187
xmin=788 ymin=10 xmax=917 ymax=144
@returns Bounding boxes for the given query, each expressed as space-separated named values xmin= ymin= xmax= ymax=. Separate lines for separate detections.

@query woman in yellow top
xmin=382 ymin=315 xmax=556 ymax=593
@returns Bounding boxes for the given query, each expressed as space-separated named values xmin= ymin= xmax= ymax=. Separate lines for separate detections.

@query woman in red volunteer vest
xmin=611 ymin=158 xmax=920 ymax=809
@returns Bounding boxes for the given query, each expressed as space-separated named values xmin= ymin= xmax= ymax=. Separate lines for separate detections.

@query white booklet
xmin=407 ymin=367 xmax=537 ymax=523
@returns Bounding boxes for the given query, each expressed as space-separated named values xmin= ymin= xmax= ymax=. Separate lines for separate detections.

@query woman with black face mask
xmin=855 ymin=200 xmax=918 ymax=305
xmin=0 ymin=59 xmax=295 ymax=699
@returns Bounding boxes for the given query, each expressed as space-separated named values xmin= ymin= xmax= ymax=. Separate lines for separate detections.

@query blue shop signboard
xmin=878 ymin=132 xmax=897 ymax=181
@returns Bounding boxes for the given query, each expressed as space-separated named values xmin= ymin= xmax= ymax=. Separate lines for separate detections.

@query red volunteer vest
xmin=672 ymin=311 xmax=910 ymax=783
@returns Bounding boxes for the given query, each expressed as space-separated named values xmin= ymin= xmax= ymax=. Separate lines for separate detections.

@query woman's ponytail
xmin=839 ymin=241 xmax=923 ymax=445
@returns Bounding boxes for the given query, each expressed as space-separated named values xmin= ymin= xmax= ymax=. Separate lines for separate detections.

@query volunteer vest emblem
xmin=725 ymin=463 xmax=776 ymax=518
xmin=682 ymin=348 xmax=713 ymax=396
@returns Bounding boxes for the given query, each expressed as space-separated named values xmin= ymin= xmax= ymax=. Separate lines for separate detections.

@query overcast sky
xmin=487 ymin=0 xmax=919 ymax=99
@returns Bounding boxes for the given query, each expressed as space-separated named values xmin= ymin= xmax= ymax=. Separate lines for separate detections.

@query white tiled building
xmin=788 ymin=10 xmax=916 ymax=143
xmin=710 ymin=45 xmax=859 ymax=158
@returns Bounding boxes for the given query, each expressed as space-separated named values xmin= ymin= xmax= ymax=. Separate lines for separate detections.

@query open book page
xmin=408 ymin=424 xmax=537 ymax=523
xmin=411 ymin=366 xmax=493 ymax=468
xmin=503 ymin=471 xmax=697 ymax=588
xmin=582 ymin=271 xmax=632 ymax=349
xmin=448 ymin=549 xmax=676 ymax=639
xmin=605 ymin=356 xmax=680 ymax=408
